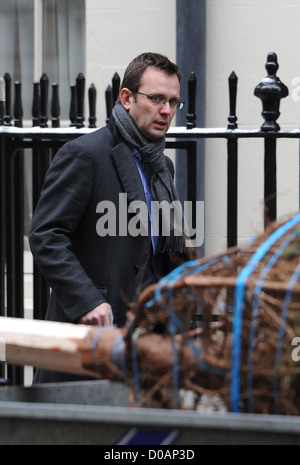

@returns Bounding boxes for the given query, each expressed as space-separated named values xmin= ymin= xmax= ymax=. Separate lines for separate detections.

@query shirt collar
xmin=132 ymin=148 xmax=141 ymax=161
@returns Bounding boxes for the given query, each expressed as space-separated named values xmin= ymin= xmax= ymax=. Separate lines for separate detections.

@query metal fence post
xmin=254 ymin=52 xmax=289 ymax=226
xmin=227 ymin=71 xmax=238 ymax=248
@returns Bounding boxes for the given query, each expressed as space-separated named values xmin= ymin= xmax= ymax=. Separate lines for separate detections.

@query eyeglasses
xmin=134 ymin=91 xmax=185 ymax=110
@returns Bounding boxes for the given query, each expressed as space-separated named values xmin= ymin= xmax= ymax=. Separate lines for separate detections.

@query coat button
xmin=133 ymin=265 xmax=139 ymax=274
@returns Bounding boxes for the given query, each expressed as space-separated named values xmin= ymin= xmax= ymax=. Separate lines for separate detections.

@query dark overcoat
xmin=29 ymin=118 xmax=177 ymax=383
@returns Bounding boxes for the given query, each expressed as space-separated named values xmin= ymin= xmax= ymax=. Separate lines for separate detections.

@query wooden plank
xmin=0 ymin=317 xmax=104 ymax=378
xmin=0 ymin=317 xmax=205 ymax=390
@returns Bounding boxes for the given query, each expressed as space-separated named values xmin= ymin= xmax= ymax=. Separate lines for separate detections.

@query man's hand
xmin=79 ymin=303 xmax=114 ymax=327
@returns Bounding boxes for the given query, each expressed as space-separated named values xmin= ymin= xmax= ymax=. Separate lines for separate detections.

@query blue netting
xmin=128 ymin=213 xmax=300 ymax=413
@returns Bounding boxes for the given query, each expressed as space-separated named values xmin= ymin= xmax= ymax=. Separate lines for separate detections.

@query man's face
xmin=121 ymin=66 xmax=180 ymax=141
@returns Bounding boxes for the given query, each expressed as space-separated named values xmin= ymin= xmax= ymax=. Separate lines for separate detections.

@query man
xmin=29 ymin=52 xmax=187 ymax=383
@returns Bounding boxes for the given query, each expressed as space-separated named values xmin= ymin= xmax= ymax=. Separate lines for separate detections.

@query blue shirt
xmin=132 ymin=149 xmax=159 ymax=253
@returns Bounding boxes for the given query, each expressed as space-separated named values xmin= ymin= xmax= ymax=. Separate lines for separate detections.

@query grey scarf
xmin=112 ymin=103 xmax=185 ymax=254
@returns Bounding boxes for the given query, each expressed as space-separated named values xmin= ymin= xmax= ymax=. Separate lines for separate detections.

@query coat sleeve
xmin=29 ymin=139 xmax=107 ymax=323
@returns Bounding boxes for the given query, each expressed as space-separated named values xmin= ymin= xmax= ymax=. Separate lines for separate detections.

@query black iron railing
xmin=0 ymin=52 xmax=299 ymax=385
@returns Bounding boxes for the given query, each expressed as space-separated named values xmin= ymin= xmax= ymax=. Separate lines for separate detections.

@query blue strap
xmin=231 ymin=212 xmax=300 ymax=413
xmin=170 ymin=314 xmax=180 ymax=409
xmin=146 ymin=259 xmax=199 ymax=308
xmin=112 ymin=332 xmax=127 ymax=379
xmin=187 ymin=339 xmax=227 ymax=376
xmin=146 ymin=257 xmax=218 ymax=309
xmin=246 ymin=229 xmax=298 ymax=412
xmin=92 ymin=326 xmax=111 ymax=377
xmin=273 ymin=261 xmax=300 ymax=414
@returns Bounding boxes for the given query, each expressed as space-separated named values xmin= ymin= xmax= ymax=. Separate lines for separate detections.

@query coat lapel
xmin=111 ymin=142 xmax=146 ymax=205
xmin=111 ymin=140 xmax=166 ymax=254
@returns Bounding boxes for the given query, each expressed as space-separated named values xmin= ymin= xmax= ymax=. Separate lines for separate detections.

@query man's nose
xmin=160 ymin=101 xmax=172 ymax=115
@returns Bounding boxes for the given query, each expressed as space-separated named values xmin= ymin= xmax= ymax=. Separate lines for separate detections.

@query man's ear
xmin=119 ymin=88 xmax=133 ymax=111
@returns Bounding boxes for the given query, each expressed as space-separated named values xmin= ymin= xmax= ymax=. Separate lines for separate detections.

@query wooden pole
xmin=0 ymin=316 xmax=210 ymax=391
xmin=0 ymin=317 xmax=124 ymax=379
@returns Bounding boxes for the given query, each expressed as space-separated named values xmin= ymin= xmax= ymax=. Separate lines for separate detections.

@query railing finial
xmin=51 ymin=83 xmax=60 ymax=128
xmin=254 ymin=52 xmax=289 ymax=132
xmin=4 ymin=73 xmax=12 ymax=126
xmin=76 ymin=73 xmax=85 ymax=128
xmin=14 ymin=81 xmax=23 ymax=128
xmin=88 ymin=83 xmax=97 ymax=129
xmin=32 ymin=82 xmax=40 ymax=127
xmin=40 ymin=73 xmax=49 ymax=128
xmin=228 ymin=71 xmax=238 ymax=130
xmin=186 ymin=71 xmax=197 ymax=129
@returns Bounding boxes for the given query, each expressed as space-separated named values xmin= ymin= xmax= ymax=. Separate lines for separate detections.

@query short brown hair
xmin=117 ymin=52 xmax=182 ymax=103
